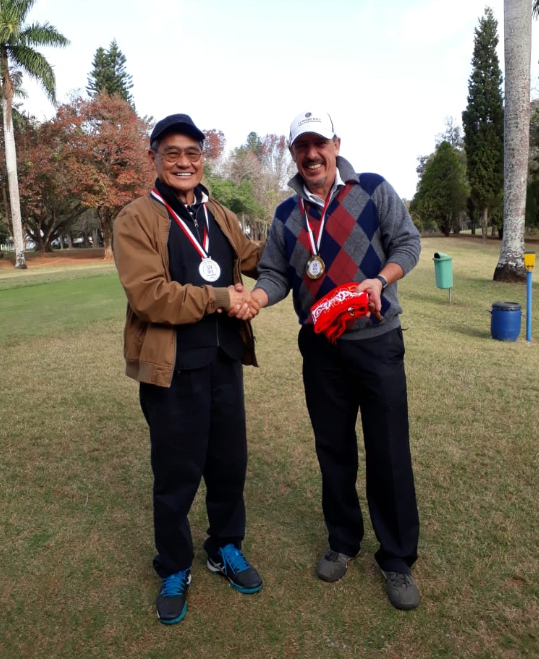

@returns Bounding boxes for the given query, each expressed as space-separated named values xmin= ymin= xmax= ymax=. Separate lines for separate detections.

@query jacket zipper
xmin=164 ymin=214 xmax=176 ymax=386
xmin=195 ymin=204 xmax=221 ymax=348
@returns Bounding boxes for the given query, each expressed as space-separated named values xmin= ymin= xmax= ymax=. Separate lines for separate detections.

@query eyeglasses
xmin=156 ymin=147 xmax=203 ymax=163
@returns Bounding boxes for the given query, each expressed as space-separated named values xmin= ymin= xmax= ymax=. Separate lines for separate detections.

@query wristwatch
xmin=375 ymin=275 xmax=388 ymax=291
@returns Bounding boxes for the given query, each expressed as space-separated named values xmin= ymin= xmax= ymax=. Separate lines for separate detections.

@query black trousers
xmin=139 ymin=352 xmax=247 ymax=578
xmin=298 ymin=326 xmax=419 ymax=574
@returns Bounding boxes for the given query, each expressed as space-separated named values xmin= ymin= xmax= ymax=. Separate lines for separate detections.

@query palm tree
xmin=0 ymin=0 xmax=69 ymax=269
xmin=494 ymin=0 xmax=532 ymax=281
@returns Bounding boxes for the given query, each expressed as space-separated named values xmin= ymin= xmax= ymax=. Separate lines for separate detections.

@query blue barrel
xmin=490 ymin=301 xmax=521 ymax=341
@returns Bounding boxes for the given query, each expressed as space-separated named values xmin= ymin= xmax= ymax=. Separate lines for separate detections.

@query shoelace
xmin=221 ymin=546 xmax=249 ymax=574
xmin=325 ymin=550 xmax=348 ymax=563
xmin=160 ymin=570 xmax=190 ymax=597
xmin=325 ymin=550 xmax=342 ymax=562
xmin=387 ymin=572 xmax=414 ymax=588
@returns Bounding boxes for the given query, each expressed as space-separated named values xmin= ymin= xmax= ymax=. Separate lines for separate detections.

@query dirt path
xmin=0 ymin=249 xmax=107 ymax=270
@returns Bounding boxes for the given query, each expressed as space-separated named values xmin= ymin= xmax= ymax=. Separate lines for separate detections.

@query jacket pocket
xmin=124 ymin=308 xmax=147 ymax=360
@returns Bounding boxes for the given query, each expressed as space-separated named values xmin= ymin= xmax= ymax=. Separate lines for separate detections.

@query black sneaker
xmin=207 ymin=544 xmax=263 ymax=594
xmin=381 ymin=570 xmax=420 ymax=610
xmin=156 ymin=569 xmax=191 ymax=624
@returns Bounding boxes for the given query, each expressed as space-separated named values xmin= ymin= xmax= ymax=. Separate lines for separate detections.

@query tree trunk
xmin=481 ymin=207 xmax=488 ymax=243
xmin=2 ymin=82 xmax=27 ymax=268
xmin=1 ymin=181 xmax=9 ymax=228
xmin=493 ymin=0 xmax=530 ymax=283
xmin=99 ymin=210 xmax=114 ymax=260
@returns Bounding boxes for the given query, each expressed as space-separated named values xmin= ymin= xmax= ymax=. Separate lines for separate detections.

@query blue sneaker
xmin=156 ymin=569 xmax=191 ymax=625
xmin=207 ymin=544 xmax=262 ymax=594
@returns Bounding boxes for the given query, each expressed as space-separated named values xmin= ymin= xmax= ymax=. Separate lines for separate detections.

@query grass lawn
xmin=1 ymin=237 xmax=538 ymax=659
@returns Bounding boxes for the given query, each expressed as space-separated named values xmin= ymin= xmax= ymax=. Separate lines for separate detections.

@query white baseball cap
xmin=289 ymin=110 xmax=336 ymax=145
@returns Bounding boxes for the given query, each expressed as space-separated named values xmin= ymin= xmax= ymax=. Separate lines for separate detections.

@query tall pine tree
xmin=86 ymin=39 xmax=134 ymax=106
xmin=462 ymin=7 xmax=504 ymax=243
xmin=410 ymin=141 xmax=469 ymax=236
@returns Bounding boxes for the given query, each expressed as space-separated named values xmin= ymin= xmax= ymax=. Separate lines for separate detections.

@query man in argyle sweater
xmin=252 ymin=110 xmax=421 ymax=610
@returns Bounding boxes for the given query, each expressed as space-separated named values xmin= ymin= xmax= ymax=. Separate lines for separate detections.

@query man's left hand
xmin=355 ymin=279 xmax=384 ymax=322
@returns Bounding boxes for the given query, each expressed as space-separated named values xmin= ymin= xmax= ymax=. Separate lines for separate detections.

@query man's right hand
xmin=251 ymin=288 xmax=269 ymax=309
xmin=227 ymin=284 xmax=261 ymax=320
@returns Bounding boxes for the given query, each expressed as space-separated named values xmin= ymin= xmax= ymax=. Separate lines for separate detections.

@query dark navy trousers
xmin=139 ymin=352 xmax=247 ymax=578
xmin=298 ymin=326 xmax=419 ymax=574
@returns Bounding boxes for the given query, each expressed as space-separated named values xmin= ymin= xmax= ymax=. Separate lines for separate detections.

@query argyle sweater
xmin=255 ymin=156 xmax=421 ymax=340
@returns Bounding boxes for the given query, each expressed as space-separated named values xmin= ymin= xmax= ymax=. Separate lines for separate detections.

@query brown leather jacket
xmin=113 ymin=193 xmax=263 ymax=387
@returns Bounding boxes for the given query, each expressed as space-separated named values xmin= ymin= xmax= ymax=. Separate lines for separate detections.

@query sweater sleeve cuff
xmin=213 ymin=288 xmax=231 ymax=311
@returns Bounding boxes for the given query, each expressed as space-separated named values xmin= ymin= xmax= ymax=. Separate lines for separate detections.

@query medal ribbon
xmin=151 ymin=188 xmax=209 ymax=258
xmin=299 ymin=195 xmax=332 ymax=257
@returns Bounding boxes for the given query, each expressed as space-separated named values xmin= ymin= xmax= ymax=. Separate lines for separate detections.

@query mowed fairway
xmin=1 ymin=238 xmax=538 ymax=659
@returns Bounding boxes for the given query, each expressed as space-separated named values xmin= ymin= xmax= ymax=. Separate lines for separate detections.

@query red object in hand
xmin=310 ymin=283 xmax=370 ymax=343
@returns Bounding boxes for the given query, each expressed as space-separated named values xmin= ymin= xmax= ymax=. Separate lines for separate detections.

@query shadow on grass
xmin=448 ymin=323 xmax=491 ymax=339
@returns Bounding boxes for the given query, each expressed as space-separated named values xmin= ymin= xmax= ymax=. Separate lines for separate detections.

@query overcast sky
xmin=19 ymin=0 xmax=539 ymax=199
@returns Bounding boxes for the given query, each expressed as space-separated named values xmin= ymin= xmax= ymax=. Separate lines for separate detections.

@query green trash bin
xmin=432 ymin=252 xmax=453 ymax=289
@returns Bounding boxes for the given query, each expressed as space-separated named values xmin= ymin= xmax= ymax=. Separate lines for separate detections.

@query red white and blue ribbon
xmin=299 ymin=195 xmax=332 ymax=257
xmin=151 ymin=188 xmax=209 ymax=258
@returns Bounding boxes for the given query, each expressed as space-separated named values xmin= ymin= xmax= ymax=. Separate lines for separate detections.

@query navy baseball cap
xmin=150 ymin=114 xmax=205 ymax=143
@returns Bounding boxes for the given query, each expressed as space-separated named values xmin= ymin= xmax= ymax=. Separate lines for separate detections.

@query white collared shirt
xmin=302 ymin=169 xmax=345 ymax=207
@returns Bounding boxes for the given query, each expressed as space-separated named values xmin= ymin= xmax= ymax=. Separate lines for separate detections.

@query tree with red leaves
xmin=17 ymin=116 xmax=88 ymax=252
xmin=17 ymin=94 xmax=154 ymax=256
xmin=51 ymin=94 xmax=154 ymax=258
xmin=202 ymin=128 xmax=226 ymax=162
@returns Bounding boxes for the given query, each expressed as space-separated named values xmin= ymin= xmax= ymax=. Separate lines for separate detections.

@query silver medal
xmin=199 ymin=258 xmax=221 ymax=282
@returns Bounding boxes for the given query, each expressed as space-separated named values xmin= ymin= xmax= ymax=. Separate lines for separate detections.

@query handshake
xmin=225 ymin=283 xmax=266 ymax=321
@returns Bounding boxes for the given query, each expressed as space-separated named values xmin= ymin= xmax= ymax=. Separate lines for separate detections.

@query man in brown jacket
xmin=114 ymin=114 xmax=263 ymax=625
